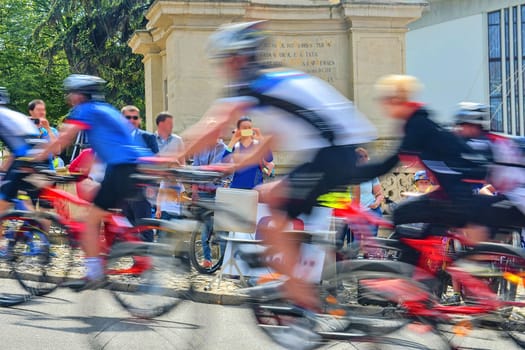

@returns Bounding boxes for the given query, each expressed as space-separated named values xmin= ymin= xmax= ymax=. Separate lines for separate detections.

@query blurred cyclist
xmin=0 ymin=87 xmax=45 ymax=212
xmin=454 ymin=102 xmax=492 ymax=160
xmin=358 ymin=75 xmax=525 ymax=242
xmin=453 ymin=102 xmax=496 ymax=195
xmin=172 ymin=21 xmax=377 ymax=309
xmin=34 ymin=74 xmax=152 ymax=290
xmin=354 ymin=75 xmax=492 ymax=241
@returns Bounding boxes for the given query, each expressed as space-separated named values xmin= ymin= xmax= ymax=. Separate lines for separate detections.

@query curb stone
xmin=0 ymin=266 xmax=248 ymax=306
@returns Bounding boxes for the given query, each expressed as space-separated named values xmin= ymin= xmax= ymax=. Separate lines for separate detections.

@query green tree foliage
xmin=0 ymin=0 xmax=153 ymax=124
xmin=34 ymin=0 xmax=155 ymax=113
xmin=0 ymin=0 xmax=69 ymax=121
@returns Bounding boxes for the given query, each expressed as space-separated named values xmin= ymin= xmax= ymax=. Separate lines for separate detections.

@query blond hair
xmin=375 ymin=74 xmax=422 ymax=102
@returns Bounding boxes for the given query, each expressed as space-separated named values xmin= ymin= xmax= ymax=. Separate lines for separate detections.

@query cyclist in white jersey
xmin=174 ymin=21 xmax=377 ymax=309
xmin=0 ymin=87 xmax=44 ymax=212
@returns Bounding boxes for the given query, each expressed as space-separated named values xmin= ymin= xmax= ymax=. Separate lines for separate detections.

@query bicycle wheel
xmin=0 ymin=211 xmax=72 ymax=297
xmin=189 ymin=219 xmax=224 ymax=274
xmin=107 ymin=225 xmax=192 ymax=318
xmin=453 ymin=243 xmax=525 ymax=302
xmin=248 ymin=261 xmax=414 ymax=350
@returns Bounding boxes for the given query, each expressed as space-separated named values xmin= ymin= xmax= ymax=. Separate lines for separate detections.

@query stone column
xmin=343 ymin=1 xmax=428 ymax=142
xmin=128 ymin=30 xmax=164 ymax=132
xmin=143 ymin=53 xmax=164 ymax=132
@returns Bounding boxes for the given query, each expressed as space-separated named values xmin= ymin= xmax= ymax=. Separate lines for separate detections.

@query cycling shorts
xmin=93 ymin=164 xmax=140 ymax=211
xmin=281 ymin=145 xmax=357 ymax=218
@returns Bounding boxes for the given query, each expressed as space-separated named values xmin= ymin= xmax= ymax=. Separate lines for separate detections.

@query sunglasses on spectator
xmin=125 ymin=115 xmax=140 ymax=120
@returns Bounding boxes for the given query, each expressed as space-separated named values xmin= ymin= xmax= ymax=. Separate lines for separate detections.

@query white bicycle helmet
xmin=207 ymin=20 xmax=268 ymax=59
xmin=455 ymin=102 xmax=490 ymax=130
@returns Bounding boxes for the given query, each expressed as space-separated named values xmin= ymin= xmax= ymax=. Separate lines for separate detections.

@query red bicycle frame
xmin=37 ymin=184 xmax=153 ymax=274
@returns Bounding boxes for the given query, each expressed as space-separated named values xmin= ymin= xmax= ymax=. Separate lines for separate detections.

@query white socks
xmin=84 ymin=257 xmax=104 ymax=280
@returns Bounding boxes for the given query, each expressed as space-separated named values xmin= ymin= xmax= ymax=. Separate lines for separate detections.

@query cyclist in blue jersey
xmin=172 ymin=21 xmax=377 ymax=310
xmin=35 ymin=74 xmax=152 ymax=290
xmin=0 ymin=87 xmax=46 ymax=212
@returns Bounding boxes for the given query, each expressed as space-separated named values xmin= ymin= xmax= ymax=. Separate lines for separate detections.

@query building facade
xmin=407 ymin=0 xmax=525 ymax=135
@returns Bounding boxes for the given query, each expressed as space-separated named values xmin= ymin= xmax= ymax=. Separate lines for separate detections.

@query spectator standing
xmin=225 ymin=116 xmax=274 ymax=190
xmin=337 ymin=147 xmax=384 ymax=247
xmin=354 ymin=147 xmax=384 ymax=228
xmin=122 ymin=105 xmax=159 ymax=154
xmin=28 ymin=99 xmax=58 ymax=142
xmin=192 ymin=136 xmax=228 ymax=268
xmin=154 ymin=112 xmax=184 ymax=158
xmin=121 ymin=105 xmax=158 ymax=242
xmin=154 ymin=111 xmax=185 ymax=220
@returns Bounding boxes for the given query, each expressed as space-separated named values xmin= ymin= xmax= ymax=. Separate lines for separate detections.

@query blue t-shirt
xmin=359 ymin=177 xmax=380 ymax=208
xmin=38 ymin=126 xmax=59 ymax=169
xmin=66 ymin=101 xmax=150 ymax=165
xmin=225 ymin=141 xmax=273 ymax=190
xmin=39 ymin=126 xmax=58 ymax=140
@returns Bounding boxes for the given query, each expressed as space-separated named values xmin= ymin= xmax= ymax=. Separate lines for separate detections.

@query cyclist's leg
xmin=0 ymin=159 xmax=29 ymax=212
xmin=82 ymin=205 xmax=106 ymax=280
xmin=469 ymin=194 xmax=525 ymax=232
xmin=126 ymin=195 xmax=154 ymax=242
xmin=86 ymin=164 xmax=138 ymax=282
xmin=393 ymin=192 xmax=469 ymax=228
xmin=256 ymin=145 xmax=357 ymax=310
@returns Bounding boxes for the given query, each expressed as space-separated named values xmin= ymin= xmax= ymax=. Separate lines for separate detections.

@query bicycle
xmin=0 ymin=164 xmax=192 ymax=318
xmin=138 ymin=161 xmax=230 ymax=274
xmin=137 ymin=164 xmax=525 ymax=348
xmin=242 ymin=199 xmax=525 ymax=350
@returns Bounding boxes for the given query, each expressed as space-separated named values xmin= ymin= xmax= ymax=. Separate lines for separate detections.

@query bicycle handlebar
xmin=137 ymin=158 xmax=228 ymax=184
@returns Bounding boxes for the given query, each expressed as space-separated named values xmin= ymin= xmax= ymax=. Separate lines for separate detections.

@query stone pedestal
xmin=129 ymin=0 xmax=428 ymax=138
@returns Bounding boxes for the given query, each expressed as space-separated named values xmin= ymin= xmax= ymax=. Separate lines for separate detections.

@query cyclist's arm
xmin=37 ymin=123 xmax=80 ymax=159
xmin=177 ymin=100 xmax=255 ymax=161
xmin=0 ymin=154 xmax=14 ymax=172
xmin=354 ymin=154 xmax=399 ymax=183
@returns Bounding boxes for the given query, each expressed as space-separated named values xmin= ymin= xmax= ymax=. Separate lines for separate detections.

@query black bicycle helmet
xmin=63 ymin=74 xmax=106 ymax=101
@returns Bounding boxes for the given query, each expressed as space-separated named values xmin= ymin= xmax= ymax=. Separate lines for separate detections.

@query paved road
xmin=0 ymin=278 xmax=522 ymax=350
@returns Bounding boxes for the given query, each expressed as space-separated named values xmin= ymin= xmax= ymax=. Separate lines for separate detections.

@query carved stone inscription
xmin=261 ymin=38 xmax=338 ymax=83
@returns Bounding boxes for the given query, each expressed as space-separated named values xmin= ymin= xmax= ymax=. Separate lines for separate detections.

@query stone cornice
xmin=343 ymin=1 xmax=428 ymax=28
xmin=343 ymin=0 xmax=428 ymax=5
xmin=129 ymin=30 xmax=162 ymax=55
xmin=145 ymin=1 xmax=247 ymax=30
